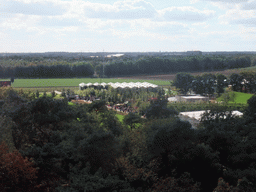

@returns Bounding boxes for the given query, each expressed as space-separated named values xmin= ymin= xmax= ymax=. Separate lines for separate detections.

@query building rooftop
xmin=179 ymin=110 xmax=243 ymax=121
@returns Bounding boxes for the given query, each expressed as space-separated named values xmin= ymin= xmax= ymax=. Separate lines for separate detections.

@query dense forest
xmin=102 ymin=55 xmax=253 ymax=77
xmin=1 ymin=87 xmax=256 ymax=191
xmin=0 ymin=55 xmax=255 ymax=79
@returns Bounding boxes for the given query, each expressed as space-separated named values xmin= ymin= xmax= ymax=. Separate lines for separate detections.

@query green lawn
xmin=217 ymin=91 xmax=254 ymax=104
xmin=116 ymin=114 xmax=125 ymax=123
xmin=1 ymin=78 xmax=169 ymax=88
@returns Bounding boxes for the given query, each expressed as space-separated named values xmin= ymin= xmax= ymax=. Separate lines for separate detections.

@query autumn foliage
xmin=0 ymin=141 xmax=38 ymax=191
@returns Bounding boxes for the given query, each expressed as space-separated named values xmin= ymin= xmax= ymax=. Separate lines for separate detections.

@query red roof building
xmin=0 ymin=81 xmax=11 ymax=87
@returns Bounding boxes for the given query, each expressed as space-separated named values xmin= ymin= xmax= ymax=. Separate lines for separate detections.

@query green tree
xmin=60 ymin=162 xmax=133 ymax=192
xmin=173 ymin=73 xmax=194 ymax=95
xmin=201 ymin=73 xmax=216 ymax=96
xmin=61 ymin=88 xmax=66 ymax=97
xmin=230 ymin=73 xmax=243 ymax=92
xmin=43 ymin=91 xmax=47 ymax=97
xmin=192 ymin=75 xmax=204 ymax=95
xmin=36 ymin=90 xmax=39 ymax=98
xmin=244 ymin=95 xmax=256 ymax=123
xmin=145 ymin=99 xmax=178 ymax=119
xmin=9 ymin=97 xmax=74 ymax=150
xmin=220 ymin=91 xmax=236 ymax=104
xmin=216 ymin=73 xmax=228 ymax=95
xmin=240 ymin=71 xmax=256 ymax=93
xmin=11 ymin=76 xmax=14 ymax=83
xmin=51 ymin=90 xmax=56 ymax=98
xmin=123 ymin=112 xmax=142 ymax=130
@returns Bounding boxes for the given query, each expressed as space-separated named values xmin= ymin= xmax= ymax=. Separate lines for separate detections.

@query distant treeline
xmin=101 ymin=56 xmax=253 ymax=77
xmin=0 ymin=64 xmax=94 ymax=79
xmin=0 ymin=55 xmax=255 ymax=78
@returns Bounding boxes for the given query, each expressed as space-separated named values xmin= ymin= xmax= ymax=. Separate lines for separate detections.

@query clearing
xmin=217 ymin=91 xmax=254 ymax=104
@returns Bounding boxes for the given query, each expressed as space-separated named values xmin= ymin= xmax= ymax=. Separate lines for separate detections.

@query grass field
xmin=0 ymin=78 xmax=169 ymax=88
xmin=116 ymin=114 xmax=125 ymax=122
xmin=217 ymin=91 xmax=254 ymax=104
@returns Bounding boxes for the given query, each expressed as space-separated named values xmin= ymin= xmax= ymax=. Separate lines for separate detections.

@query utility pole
xmin=102 ymin=49 xmax=105 ymax=78
xmin=102 ymin=50 xmax=105 ymax=78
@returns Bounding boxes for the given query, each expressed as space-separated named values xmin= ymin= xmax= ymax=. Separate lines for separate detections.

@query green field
xmin=217 ymin=91 xmax=254 ymax=104
xmin=1 ymin=78 xmax=169 ymax=88
xmin=116 ymin=114 xmax=125 ymax=122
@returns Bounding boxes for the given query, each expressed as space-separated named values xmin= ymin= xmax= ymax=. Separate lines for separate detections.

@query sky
xmin=0 ymin=0 xmax=256 ymax=52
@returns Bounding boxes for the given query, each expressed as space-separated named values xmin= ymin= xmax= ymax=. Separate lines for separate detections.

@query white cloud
xmin=159 ymin=6 xmax=215 ymax=22
xmin=138 ymin=20 xmax=189 ymax=35
xmin=109 ymin=28 xmax=183 ymax=41
xmin=197 ymin=0 xmax=251 ymax=10
xmin=0 ymin=14 xmax=41 ymax=30
xmin=0 ymin=0 xmax=159 ymax=20
xmin=199 ymin=0 xmax=249 ymax=3
xmin=80 ymin=0 xmax=157 ymax=19
xmin=1 ymin=0 xmax=255 ymax=52
xmin=219 ymin=9 xmax=256 ymax=26
xmin=38 ymin=15 xmax=84 ymax=27
xmin=231 ymin=18 xmax=256 ymax=26
xmin=0 ymin=0 xmax=68 ymax=15
xmin=241 ymin=1 xmax=256 ymax=10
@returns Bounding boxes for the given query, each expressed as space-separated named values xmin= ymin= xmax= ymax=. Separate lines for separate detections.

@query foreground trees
xmin=1 ymin=90 xmax=256 ymax=191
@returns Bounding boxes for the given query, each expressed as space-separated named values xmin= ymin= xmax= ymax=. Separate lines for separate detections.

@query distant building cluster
xmin=186 ymin=51 xmax=203 ymax=56
xmin=2 ymin=51 xmax=256 ymax=58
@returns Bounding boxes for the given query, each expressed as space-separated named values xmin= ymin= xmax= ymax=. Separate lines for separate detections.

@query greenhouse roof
xmin=79 ymin=82 xmax=158 ymax=89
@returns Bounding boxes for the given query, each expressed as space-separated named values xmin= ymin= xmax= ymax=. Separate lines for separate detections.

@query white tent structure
xmin=109 ymin=82 xmax=159 ymax=89
xmin=79 ymin=82 xmax=158 ymax=90
xmin=79 ymin=83 xmax=86 ymax=90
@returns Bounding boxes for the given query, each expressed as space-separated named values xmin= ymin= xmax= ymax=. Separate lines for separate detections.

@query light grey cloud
xmin=219 ymin=8 xmax=256 ymax=27
xmin=241 ymin=1 xmax=256 ymax=10
xmin=199 ymin=0 xmax=249 ymax=3
xmin=0 ymin=0 xmax=68 ymax=16
xmin=159 ymin=7 xmax=215 ymax=22
xmin=231 ymin=17 xmax=256 ymax=26
xmin=38 ymin=17 xmax=83 ymax=27
xmin=148 ymin=24 xmax=188 ymax=35
xmin=83 ymin=0 xmax=157 ymax=19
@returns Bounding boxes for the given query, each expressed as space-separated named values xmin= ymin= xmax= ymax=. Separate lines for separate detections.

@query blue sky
xmin=0 ymin=0 xmax=256 ymax=52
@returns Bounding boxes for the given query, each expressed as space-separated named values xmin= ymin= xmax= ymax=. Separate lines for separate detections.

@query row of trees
xmin=1 ymin=87 xmax=256 ymax=191
xmin=173 ymin=72 xmax=228 ymax=96
xmin=0 ymin=55 xmax=253 ymax=78
xmin=173 ymin=71 xmax=256 ymax=96
xmin=229 ymin=71 xmax=256 ymax=93
xmin=101 ymin=56 xmax=252 ymax=77
xmin=0 ymin=64 xmax=94 ymax=79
